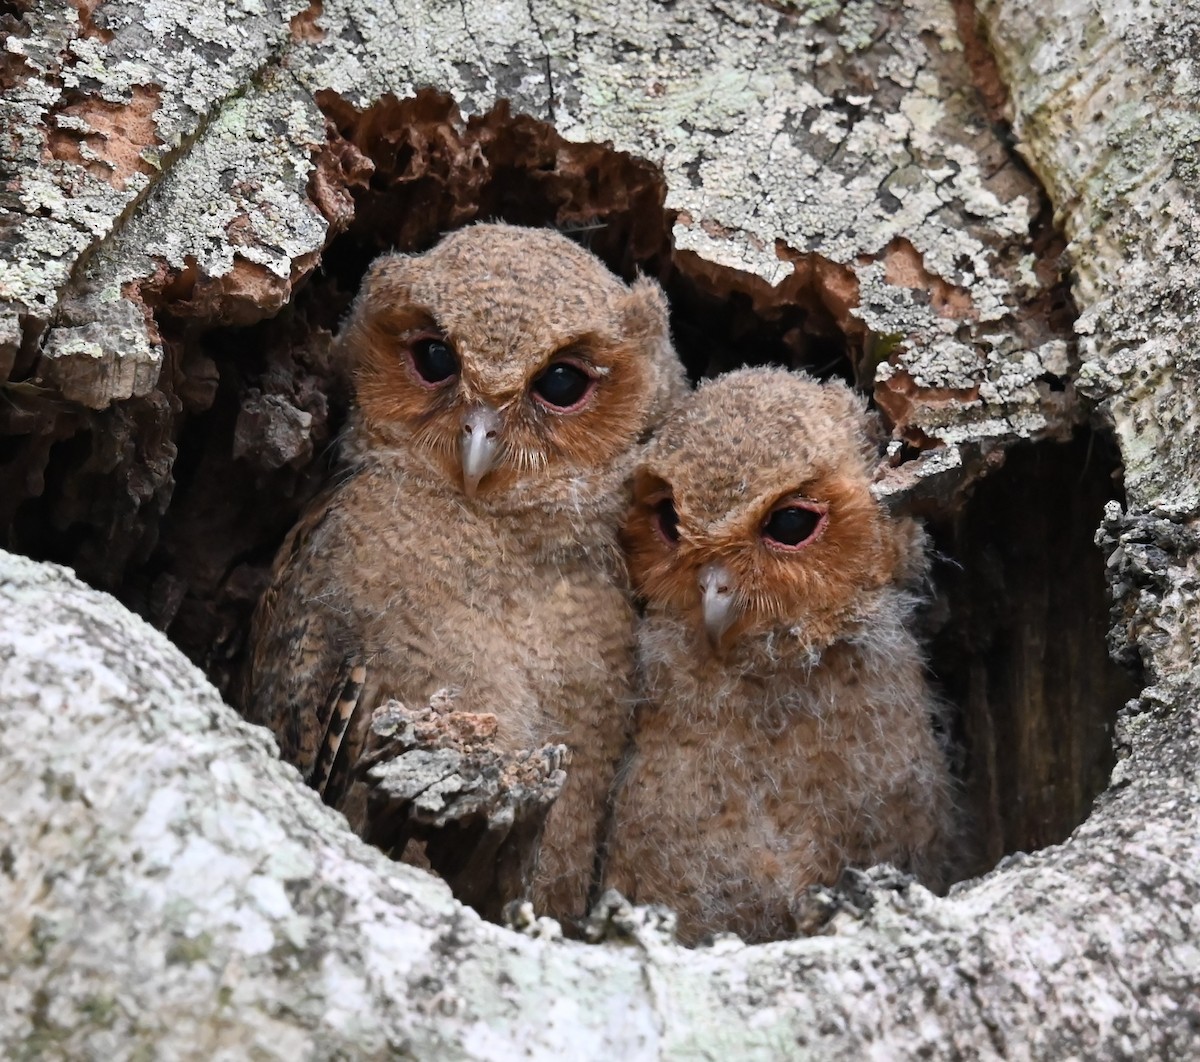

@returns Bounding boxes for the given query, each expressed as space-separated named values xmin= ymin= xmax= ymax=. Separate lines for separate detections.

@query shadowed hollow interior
xmin=0 ymin=94 xmax=1139 ymax=909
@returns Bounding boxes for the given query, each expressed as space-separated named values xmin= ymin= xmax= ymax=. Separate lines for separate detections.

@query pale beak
xmin=461 ymin=405 xmax=501 ymax=498
xmin=698 ymin=561 xmax=739 ymax=647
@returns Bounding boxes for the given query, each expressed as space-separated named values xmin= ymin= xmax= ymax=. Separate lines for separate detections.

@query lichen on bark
xmin=0 ymin=546 xmax=1195 ymax=1058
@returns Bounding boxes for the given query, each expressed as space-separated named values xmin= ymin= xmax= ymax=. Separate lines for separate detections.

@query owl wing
xmin=245 ymin=485 xmax=370 ymax=793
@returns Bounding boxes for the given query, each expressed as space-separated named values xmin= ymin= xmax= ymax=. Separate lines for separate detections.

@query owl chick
xmin=604 ymin=367 xmax=955 ymax=945
xmin=246 ymin=223 xmax=686 ymax=921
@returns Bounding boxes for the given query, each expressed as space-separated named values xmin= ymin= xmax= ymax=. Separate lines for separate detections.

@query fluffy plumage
xmin=604 ymin=367 xmax=955 ymax=945
xmin=246 ymin=223 xmax=686 ymax=921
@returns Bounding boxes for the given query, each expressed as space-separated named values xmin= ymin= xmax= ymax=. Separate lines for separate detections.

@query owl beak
xmin=461 ymin=405 xmax=502 ymax=498
xmin=698 ymin=562 xmax=739 ymax=647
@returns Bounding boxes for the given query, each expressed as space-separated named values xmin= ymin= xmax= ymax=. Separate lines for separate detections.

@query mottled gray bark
xmin=1 ymin=545 xmax=1195 ymax=1058
xmin=1 ymin=0 xmax=1198 ymax=1058
xmin=5 ymin=0 xmax=1065 ymax=462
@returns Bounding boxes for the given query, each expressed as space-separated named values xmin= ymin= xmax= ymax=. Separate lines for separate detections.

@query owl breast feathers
xmin=604 ymin=366 xmax=956 ymax=945
xmin=245 ymin=223 xmax=686 ymax=922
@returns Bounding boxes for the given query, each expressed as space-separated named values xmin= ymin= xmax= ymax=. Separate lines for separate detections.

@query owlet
xmin=246 ymin=223 xmax=686 ymax=921
xmin=605 ymin=367 xmax=955 ymax=944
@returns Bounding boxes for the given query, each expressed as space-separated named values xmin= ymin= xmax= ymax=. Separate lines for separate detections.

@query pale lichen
xmin=4 ymin=0 xmax=1071 ymax=472
xmin=2 ymin=546 xmax=1192 ymax=1054
xmin=982 ymin=0 xmax=1200 ymax=518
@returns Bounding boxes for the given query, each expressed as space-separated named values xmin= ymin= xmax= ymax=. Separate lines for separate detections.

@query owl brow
xmin=632 ymin=473 xmax=673 ymax=507
xmin=543 ymin=332 xmax=614 ymax=372
xmin=370 ymin=304 xmax=438 ymax=337
xmin=758 ymin=484 xmax=823 ymax=517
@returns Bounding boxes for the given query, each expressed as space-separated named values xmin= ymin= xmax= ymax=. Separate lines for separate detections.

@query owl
xmin=246 ymin=222 xmax=686 ymax=922
xmin=603 ymin=367 xmax=955 ymax=945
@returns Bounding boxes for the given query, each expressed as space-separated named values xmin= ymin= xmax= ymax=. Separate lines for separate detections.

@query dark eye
xmin=531 ymin=362 xmax=594 ymax=410
xmin=762 ymin=505 xmax=825 ymax=549
xmin=654 ymin=498 xmax=680 ymax=545
xmin=410 ymin=337 xmax=458 ymax=384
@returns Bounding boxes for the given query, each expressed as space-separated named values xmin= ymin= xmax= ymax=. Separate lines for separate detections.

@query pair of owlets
xmin=246 ymin=223 xmax=955 ymax=945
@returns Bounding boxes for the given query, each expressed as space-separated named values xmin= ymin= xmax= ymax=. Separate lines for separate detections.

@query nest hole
xmin=925 ymin=430 xmax=1140 ymax=873
xmin=0 ymin=92 xmax=1140 ymax=918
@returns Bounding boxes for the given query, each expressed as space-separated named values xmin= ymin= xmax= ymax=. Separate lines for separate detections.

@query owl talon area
xmin=583 ymin=888 xmax=680 ymax=947
xmin=352 ymin=696 xmax=570 ymax=919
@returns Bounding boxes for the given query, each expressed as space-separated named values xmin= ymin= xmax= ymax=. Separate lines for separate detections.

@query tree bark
xmin=1 ymin=0 xmax=1198 ymax=1057
xmin=1 ymin=546 xmax=1195 ymax=1058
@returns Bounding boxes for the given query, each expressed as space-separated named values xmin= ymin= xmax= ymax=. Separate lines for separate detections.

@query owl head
xmin=340 ymin=223 xmax=684 ymax=512
xmin=623 ymin=367 xmax=914 ymax=655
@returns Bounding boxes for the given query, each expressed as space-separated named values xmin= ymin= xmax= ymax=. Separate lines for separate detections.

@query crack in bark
xmin=525 ymin=0 xmax=556 ymax=125
xmin=457 ymin=0 xmax=495 ymax=100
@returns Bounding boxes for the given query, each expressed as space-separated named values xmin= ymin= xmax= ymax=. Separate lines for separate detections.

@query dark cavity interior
xmin=925 ymin=431 xmax=1140 ymax=874
xmin=0 ymin=92 xmax=1139 ymax=895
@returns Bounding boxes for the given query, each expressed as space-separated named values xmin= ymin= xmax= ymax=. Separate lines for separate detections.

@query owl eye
xmin=410 ymin=337 xmax=459 ymax=384
xmin=654 ymin=498 xmax=681 ymax=545
xmin=531 ymin=361 xmax=595 ymax=410
xmin=762 ymin=505 xmax=826 ymax=550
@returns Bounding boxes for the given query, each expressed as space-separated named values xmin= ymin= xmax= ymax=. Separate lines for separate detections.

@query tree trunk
xmin=1 ymin=0 xmax=1197 ymax=1056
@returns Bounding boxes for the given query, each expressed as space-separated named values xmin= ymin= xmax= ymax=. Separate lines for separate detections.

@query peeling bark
xmin=0 ymin=0 xmax=1197 ymax=1055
